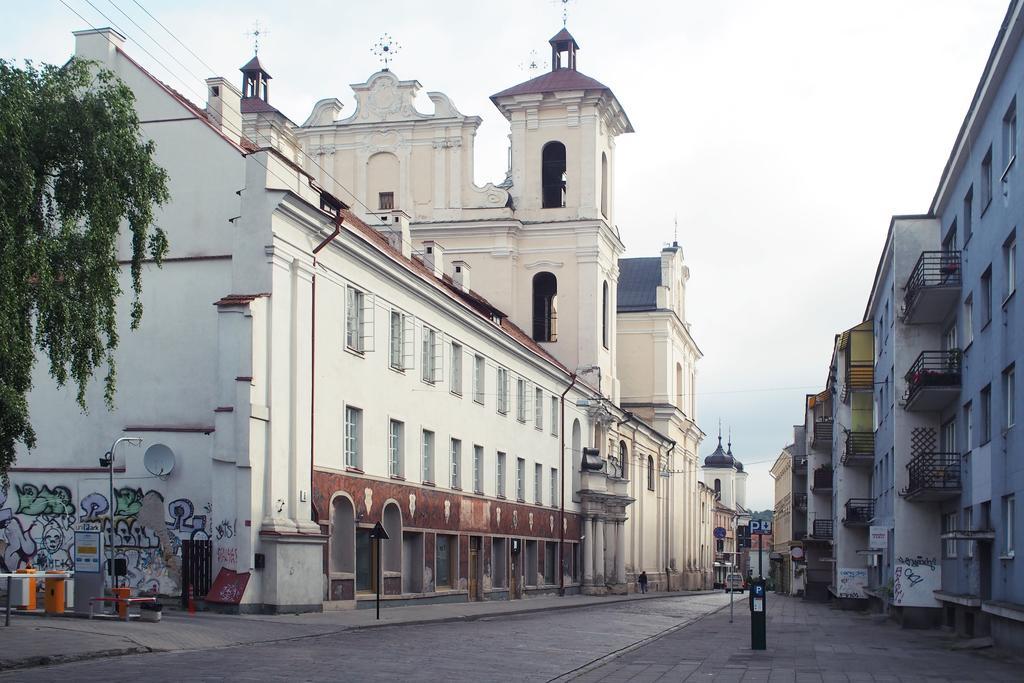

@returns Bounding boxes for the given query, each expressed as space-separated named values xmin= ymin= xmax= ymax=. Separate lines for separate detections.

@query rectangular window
xmin=496 ymin=452 xmax=506 ymax=497
xmin=450 ymin=438 xmax=461 ymax=489
xmin=388 ymin=419 xmax=404 ymax=478
xmin=550 ymin=467 xmax=558 ymax=507
xmin=436 ymin=534 xmax=454 ymax=587
xmin=550 ymin=396 xmax=559 ymax=436
xmin=473 ymin=355 xmax=485 ymax=404
xmin=965 ymin=506 xmax=975 ymax=559
xmin=378 ymin=191 xmax=394 ymax=210
xmin=497 ymin=367 xmax=509 ymax=415
xmin=421 ymin=326 xmax=439 ymax=384
xmin=535 ymin=387 xmax=544 ymax=429
xmin=534 ymin=463 xmax=543 ymax=504
xmin=943 ymin=221 xmax=958 ymax=252
xmin=1005 ymin=99 xmax=1018 ymax=170
xmin=389 ymin=310 xmax=405 ymax=370
xmin=1006 ymin=235 xmax=1017 ymax=300
xmin=1005 ymin=365 xmax=1016 ymax=430
xmin=516 ymin=457 xmax=526 ymax=501
xmin=516 ymin=378 xmax=526 ymax=422
xmin=941 ymin=418 xmax=956 ymax=453
xmin=964 ymin=186 xmax=974 ymax=242
xmin=964 ymin=294 xmax=974 ymax=346
xmin=964 ymin=401 xmax=974 ymax=452
xmin=344 ymin=406 xmax=362 ymax=469
xmin=346 ymin=286 xmax=365 ymax=352
xmin=981 ymin=385 xmax=992 ymax=445
xmin=450 ymin=342 xmax=463 ymax=395
xmin=473 ymin=445 xmax=484 ymax=494
xmin=943 ymin=512 xmax=958 ymax=558
xmin=422 ymin=429 xmax=435 ymax=483
xmin=982 ymin=267 xmax=993 ymax=327
xmin=1004 ymin=495 xmax=1016 ymax=557
xmin=982 ymin=146 xmax=993 ymax=209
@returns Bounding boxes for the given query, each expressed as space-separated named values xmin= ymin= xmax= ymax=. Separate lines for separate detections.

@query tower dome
xmin=727 ymin=437 xmax=744 ymax=472
xmin=703 ymin=434 xmax=735 ymax=468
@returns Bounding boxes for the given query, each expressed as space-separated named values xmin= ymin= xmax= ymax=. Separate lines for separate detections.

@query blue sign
xmin=713 ymin=526 xmax=727 ymax=539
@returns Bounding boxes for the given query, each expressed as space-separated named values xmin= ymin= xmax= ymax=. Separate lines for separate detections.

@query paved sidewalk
xmin=0 ymin=589 xmax=710 ymax=671
xmin=568 ymin=594 xmax=1023 ymax=682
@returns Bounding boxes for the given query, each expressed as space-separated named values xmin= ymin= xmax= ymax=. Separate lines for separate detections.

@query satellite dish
xmin=143 ymin=443 xmax=176 ymax=477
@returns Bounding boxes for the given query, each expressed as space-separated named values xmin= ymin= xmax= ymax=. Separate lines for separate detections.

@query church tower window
xmin=647 ymin=455 xmax=655 ymax=491
xmin=542 ymin=142 xmax=567 ymax=208
xmin=532 ymin=272 xmax=558 ymax=342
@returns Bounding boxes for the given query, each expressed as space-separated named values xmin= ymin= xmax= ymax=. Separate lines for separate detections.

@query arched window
xmin=618 ymin=441 xmax=628 ymax=479
xmin=676 ymin=363 xmax=684 ymax=411
xmin=647 ymin=455 xmax=655 ymax=491
xmin=714 ymin=478 xmax=721 ymax=494
xmin=600 ymin=152 xmax=609 ymax=217
xmin=602 ymin=281 xmax=609 ymax=349
xmin=532 ymin=272 xmax=558 ymax=342
xmin=542 ymin=142 xmax=567 ymax=208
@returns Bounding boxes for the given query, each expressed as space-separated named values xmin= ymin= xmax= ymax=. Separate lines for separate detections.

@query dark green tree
xmin=0 ymin=58 xmax=169 ymax=485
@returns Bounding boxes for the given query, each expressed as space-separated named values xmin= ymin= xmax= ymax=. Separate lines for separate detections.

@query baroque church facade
xmin=6 ymin=26 xmax=709 ymax=612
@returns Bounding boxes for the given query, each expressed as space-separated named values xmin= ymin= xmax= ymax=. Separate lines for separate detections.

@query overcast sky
xmin=1 ymin=1 xmax=1011 ymax=510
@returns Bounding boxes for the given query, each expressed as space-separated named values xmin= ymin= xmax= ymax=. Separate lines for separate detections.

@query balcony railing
xmin=811 ymin=467 xmax=833 ymax=492
xmin=902 ymin=452 xmax=962 ymax=501
xmin=842 ymin=498 xmax=875 ymax=526
xmin=794 ymin=493 xmax=808 ymax=510
xmin=903 ymin=251 xmax=962 ymax=324
xmin=811 ymin=418 xmax=833 ymax=450
xmin=811 ymin=519 xmax=833 ymax=540
xmin=842 ymin=431 xmax=874 ymax=466
xmin=904 ymin=350 xmax=962 ymax=412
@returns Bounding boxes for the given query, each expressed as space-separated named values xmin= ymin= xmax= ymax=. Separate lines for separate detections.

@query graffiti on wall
xmin=893 ymin=556 xmax=940 ymax=608
xmin=0 ymin=482 xmax=220 ymax=596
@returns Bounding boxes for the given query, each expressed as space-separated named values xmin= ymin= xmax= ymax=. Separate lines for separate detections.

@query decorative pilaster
xmin=594 ymin=516 xmax=606 ymax=586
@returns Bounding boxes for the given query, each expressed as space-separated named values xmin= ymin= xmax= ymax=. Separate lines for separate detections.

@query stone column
xmin=614 ymin=521 xmax=626 ymax=584
xmin=594 ymin=516 xmax=606 ymax=586
xmin=582 ymin=516 xmax=594 ymax=586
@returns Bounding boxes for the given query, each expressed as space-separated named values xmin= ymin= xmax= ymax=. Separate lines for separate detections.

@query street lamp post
xmin=99 ymin=436 xmax=142 ymax=593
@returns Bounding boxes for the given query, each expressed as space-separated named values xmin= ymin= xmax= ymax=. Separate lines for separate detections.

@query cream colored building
xmin=770 ymin=445 xmax=794 ymax=594
xmin=5 ymin=25 xmax=711 ymax=612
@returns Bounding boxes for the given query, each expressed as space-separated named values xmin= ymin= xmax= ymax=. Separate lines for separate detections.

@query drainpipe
xmin=310 ymin=213 xmax=343 ymax=524
xmin=559 ymin=372 xmax=578 ymax=596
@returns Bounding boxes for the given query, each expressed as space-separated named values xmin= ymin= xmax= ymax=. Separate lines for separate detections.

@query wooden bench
xmin=89 ymin=595 xmax=157 ymax=621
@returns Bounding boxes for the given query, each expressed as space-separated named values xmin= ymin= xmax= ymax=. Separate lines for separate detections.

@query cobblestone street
xmin=2 ymin=593 xmax=1021 ymax=682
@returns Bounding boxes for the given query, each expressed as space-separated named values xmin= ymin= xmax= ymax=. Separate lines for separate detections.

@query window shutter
xmin=345 ymin=287 xmax=357 ymax=349
xmin=403 ymin=316 xmax=416 ymax=370
xmin=361 ymin=293 xmax=375 ymax=352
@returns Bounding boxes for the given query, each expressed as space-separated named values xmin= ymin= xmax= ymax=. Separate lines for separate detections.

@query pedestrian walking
xmin=638 ymin=570 xmax=648 ymax=594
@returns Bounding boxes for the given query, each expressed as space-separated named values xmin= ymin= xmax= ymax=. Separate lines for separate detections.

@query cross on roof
xmin=373 ymin=33 xmax=401 ymax=70
xmin=245 ymin=20 xmax=268 ymax=55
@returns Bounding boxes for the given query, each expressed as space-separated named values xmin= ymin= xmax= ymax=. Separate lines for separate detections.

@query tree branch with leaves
xmin=0 ymin=57 xmax=169 ymax=485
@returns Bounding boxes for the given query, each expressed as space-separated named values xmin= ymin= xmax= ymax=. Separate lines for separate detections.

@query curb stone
xmin=0 ymin=646 xmax=152 ymax=672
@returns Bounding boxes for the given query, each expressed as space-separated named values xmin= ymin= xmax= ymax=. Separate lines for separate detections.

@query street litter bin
xmin=44 ymin=571 xmax=66 ymax=615
xmin=14 ymin=568 xmax=36 ymax=610
xmin=139 ymin=602 xmax=162 ymax=623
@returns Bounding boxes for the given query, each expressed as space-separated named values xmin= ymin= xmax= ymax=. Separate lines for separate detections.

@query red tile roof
xmin=490 ymin=68 xmax=610 ymax=101
xmin=240 ymin=97 xmax=281 ymax=114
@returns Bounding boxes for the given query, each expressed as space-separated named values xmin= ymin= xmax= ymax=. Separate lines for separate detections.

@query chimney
xmin=422 ymin=241 xmax=444 ymax=279
xmin=452 ymin=260 xmax=471 ymax=293
xmin=206 ymin=77 xmax=243 ymax=144
xmin=376 ymin=210 xmax=412 ymax=259
xmin=73 ymin=27 xmax=125 ymax=65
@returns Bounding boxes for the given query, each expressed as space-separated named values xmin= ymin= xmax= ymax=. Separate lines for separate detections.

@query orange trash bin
xmin=44 ymin=571 xmax=66 ymax=615
xmin=113 ymin=586 xmax=131 ymax=620
xmin=15 ymin=567 xmax=36 ymax=610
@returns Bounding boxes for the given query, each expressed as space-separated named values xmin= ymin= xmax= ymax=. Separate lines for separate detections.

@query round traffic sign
xmin=714 ymin=526 xmax=727 ymax=539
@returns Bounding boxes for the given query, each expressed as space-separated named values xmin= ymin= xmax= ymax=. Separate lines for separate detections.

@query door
xmin=510 ymin=539 xmax=521 ymax=599
xmin=469 ymin=537 xmax=480 ymax=601
xmin=980 ymin=541 xmax=993 ymax=601
xmin=356 ymin=528 xmax=376 ymax=593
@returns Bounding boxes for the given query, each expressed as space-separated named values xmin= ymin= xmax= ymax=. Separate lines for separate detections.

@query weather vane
xmin=245 ymin=20 xmax=268 ymax=55
xmin=373 ymin=34 xmax=401 ymax=71
xmin=557 ymin=0 xmax=575 ymax=26
xmin=518 ymin=49 xmax=548 ymax=73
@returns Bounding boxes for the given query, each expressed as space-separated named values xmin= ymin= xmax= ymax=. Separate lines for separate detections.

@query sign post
xmin=749 ymin=519 xmax=772 ymax=650
xmin=369 ymin=521 xmax=389 ymax=620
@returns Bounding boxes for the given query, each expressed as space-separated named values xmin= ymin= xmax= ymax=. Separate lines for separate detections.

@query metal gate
xmin=180 ymin=539 xmax=212 ymax=607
